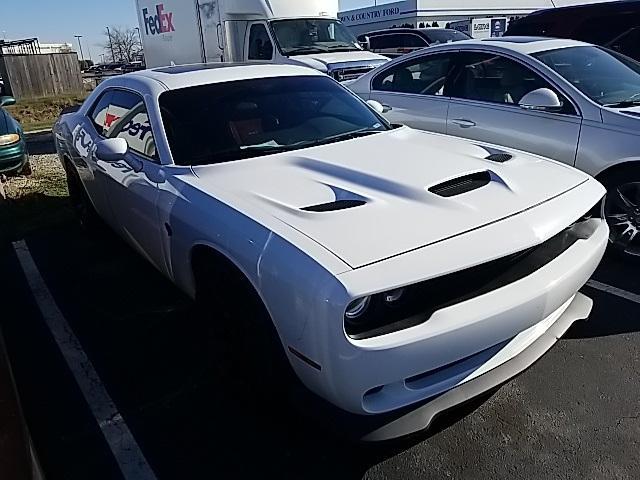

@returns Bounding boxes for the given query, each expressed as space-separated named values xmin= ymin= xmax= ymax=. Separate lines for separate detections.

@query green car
xmin=0 ymin=96 xmax=30 ymax=176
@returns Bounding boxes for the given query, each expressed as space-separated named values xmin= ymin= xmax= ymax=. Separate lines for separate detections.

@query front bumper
xmin=361 ymin=292 xmax=592 ymax=441
xmin=0 ymin=141 xmax=28 ymax=174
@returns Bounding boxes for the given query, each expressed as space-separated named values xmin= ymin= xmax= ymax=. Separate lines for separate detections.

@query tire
xmin=195 ymin=257 xmax=292 ymax=405
xmin=19 ymin=159 xmax=32 ymax=176
xmin=63 ymin=160 xmax=102 ymax=232
xmin=600 ymin=167 xmax=640 ymax=258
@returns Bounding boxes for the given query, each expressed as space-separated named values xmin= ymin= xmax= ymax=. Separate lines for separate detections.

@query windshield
xmin=271 ymin=19 xmax=362 ymax=56
xmin=533 ymin=46 xmax=640 ymax=107
xmin=159 ymin=76 xmax=388 ymax=166
xmin=424 ymin=29 xmax=471 ymax=45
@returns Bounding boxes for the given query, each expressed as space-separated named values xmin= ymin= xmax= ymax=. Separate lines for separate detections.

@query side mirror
xmin=0 ymin=96 xmax=16 ymax=107
xmin=94 ymin=137 xmax=129 ymax=162
xmin=518 ymin=88 xmax=563 ymax=112
xmin=367 ymin=99 xmax=392 ymax=114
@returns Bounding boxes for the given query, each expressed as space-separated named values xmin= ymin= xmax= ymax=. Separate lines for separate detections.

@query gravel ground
xmin=0 ymin=152 xmax=71 ymax=243
xmin=2 ymin=154 xmax=66 ymax=199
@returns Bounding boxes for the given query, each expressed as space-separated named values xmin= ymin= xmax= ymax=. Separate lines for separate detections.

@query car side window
xmin=89 ymin=91 xmax=114 ymax=136
xmin=402 ymin=34 xmax=428 ymax=48
xmin=372 ymin=54 xmax=454 ymax=96
xmin=105 ymin=90 xmax=158 ymax=160
xmin=451 ymin=52 xmax=575 ymax=113
xmin=369 ymin=34 xmax=396 ymax=50
xmin=248 ymin=24 xmax=274 ymax=60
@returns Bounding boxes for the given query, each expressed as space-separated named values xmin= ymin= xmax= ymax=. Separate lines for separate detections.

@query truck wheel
xmin=64 ymin=161 xmax=102 ymax=232
xmin=600 ymin=168 xmax=640 ymax=258
xmin=195 ymin=257 xmax=292 ymax=405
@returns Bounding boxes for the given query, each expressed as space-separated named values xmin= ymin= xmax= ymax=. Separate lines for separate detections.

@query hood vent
xmin=301 ymin=199 xmax=366 ymax=212
xmin=429 ymin=171 xmax=491 ymax=198
xmin=485 ymin=153 xmax=513 ymax=163
xmin=621 ymin=110 xmax=640 ymax=118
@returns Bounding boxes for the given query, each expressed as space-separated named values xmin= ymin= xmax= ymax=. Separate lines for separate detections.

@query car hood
xmin=601 ymin=105 xmax=640 ymax=127
xmin=191 ymin=128 xmax=589 ymax=269
xmin=291 ymin=51 xmax=388 ymax=70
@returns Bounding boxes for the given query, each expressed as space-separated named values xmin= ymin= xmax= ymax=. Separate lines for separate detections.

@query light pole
xmin=106 ymin=26 xmax=115 ymax=61
xmin=74 ymin=35 xmax=84 ymax=61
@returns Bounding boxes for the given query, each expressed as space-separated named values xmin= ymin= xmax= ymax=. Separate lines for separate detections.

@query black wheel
xmin=195 ymin=256 xmax=292 ymax=405
xmin=19 ymin=158 xmax=32 ymax=176
xmin=63 ymin=160 xmax=102 ymax=231
xmin=600 ymin=168 xmax=640 ymax=258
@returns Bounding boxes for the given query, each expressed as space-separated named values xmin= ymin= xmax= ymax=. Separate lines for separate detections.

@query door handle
xmin=451 ymin=118 xmax=476 ymax=128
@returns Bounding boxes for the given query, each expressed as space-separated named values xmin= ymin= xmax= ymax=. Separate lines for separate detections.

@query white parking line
xmin=12 ymin=240 xmax=158 ymax=480
xmin=585 ymin=279 xmax=640 ymax=305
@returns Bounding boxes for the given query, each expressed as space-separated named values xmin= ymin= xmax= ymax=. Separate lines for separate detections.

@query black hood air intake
xmin=485 ymin=153 xmax=513 ymax=163
xmin=428 ymin=171 xmax=491 ymax=198
xmin=301 ymin=199 xmax=366 ymax=212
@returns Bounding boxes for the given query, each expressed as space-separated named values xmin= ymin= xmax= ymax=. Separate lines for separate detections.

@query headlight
xmin=0 ymin=133 xmax=20 ymax=146
xmin=345 ymin=296 xmax=371 ymax=320
xmin=384 ymin=288 xmax=404 ymax=304
xmin=344 ymin=287 xmax=413 ymax=339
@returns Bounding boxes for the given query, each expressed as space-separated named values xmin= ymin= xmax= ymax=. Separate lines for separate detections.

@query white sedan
xmin=348 ymin=37 xmax=640 ymax=257
xmin=54 ymin=63 xmax=607 ymax=440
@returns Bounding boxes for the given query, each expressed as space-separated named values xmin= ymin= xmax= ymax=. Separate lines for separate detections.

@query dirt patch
xmin=6 ymin=94 xmax=88 ymax=132
xmin=0 ymin=154 xmax=72 ymax=243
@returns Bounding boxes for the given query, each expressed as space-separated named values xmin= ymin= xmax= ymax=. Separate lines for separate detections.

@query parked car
xmin=358 ymin=28 xmax=470 ymax=58
xmin=505 ymin=0 xmax=640 ymax=62
xmin=348 ymin=37 xmax=640 ymax=257
xmin=0 ymin=96 xmax=30 ymax=176
xmin=54 ymin=63 xmax=607 ymax=440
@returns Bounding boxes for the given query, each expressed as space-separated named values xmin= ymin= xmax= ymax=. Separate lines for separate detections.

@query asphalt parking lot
xmin=1 ymin=150 xmax=639 ymax=480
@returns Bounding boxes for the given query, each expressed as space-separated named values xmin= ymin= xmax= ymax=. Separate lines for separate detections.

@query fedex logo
xmin=142 ymin=4 xmax=175 ymax=35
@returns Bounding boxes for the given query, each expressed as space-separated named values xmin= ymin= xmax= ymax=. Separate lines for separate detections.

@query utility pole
xmin=106 ymin=26 xmax=115 ymax=61
xmin=74 ymin=35 xmax=84 ymax=61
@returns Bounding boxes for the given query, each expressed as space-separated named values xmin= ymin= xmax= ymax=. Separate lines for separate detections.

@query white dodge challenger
xmin=54 ymin=63 xmax=608 ymax=440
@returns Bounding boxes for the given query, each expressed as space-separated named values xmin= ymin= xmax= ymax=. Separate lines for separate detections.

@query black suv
xmin=505 ymin=0 xmax=640 ymax=61
xmin=357 ymin=28 xmax=470 ymax=58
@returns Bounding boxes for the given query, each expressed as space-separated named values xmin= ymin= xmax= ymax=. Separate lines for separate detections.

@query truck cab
xmin=136 ymin=0 xmax=389 ymax=81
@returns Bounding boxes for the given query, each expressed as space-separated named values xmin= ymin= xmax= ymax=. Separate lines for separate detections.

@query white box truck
xmin=135 ymin=0 xmax=389 ymax=80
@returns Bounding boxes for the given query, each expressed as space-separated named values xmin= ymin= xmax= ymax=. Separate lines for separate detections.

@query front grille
xmin=346 ymin=210 xmax=600 ymax=340
xmin=331 ymin=67 xmax=375 ymax=81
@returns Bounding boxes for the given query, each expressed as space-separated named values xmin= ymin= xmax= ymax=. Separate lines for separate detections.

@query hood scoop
xmin=429 ymin=171 xmax=491 ymax=198
xmin=477 ymin=145 xmax=513 ymax=163
xmin=300 ymin=184 xmax=369 ymax=212
xmin=302 ymin=199 xmax=366 ymax=212
xmin=485 ymin=153 xmax=513 ymax=163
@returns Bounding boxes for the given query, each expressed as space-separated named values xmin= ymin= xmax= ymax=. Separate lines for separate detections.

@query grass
xmin=0 ymin=155 xmax=72 ymax=243
xmin=5 ymin=93 xmax=88 ymax=132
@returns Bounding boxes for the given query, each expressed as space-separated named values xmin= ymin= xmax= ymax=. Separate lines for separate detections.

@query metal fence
xmin=0 ymin=53 xmax=83 ymax=99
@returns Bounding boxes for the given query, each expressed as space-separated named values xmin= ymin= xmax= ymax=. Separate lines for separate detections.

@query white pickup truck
xmin=135 ymin=0 xmax=388 ymax=81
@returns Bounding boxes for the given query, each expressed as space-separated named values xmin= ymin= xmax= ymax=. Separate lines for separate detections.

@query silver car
xmin=348 ymin=37 xmax=640 ymax=257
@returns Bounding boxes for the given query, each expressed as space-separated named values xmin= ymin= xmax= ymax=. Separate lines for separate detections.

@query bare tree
xmin=102 ymin=26 xmax=142 ymax=63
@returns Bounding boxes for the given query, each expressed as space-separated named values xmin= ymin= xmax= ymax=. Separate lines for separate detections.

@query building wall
xmin=339 ymin=0 xmax=615 ymax=35
xmin=39 ymin=43 xmax=73 ymax=54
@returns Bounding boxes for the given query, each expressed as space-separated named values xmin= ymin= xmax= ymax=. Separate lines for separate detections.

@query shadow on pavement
xmin=25 ymin=132 xmax=56 ymax=156
xmin=5 ymin=207 xmax=495 ymax=479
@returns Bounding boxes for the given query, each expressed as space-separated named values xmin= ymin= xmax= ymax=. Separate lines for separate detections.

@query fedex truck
xmin=135 ymin=0 xmax=389 ymax=81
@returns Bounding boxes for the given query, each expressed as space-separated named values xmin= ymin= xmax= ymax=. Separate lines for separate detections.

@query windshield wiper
xmin=326 ymin=45 xmax=361 ymax=52
xmin=284 ymin=46 xmax=329 ymax=55
xmin=603 ymin=100 xmax=640 ymax=108
xmin=302 ymin=128 xmax=383 ymax=148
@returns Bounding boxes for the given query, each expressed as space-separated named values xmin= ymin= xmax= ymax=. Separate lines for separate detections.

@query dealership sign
xmin=339 ymin=1 xmax=411 ymax=26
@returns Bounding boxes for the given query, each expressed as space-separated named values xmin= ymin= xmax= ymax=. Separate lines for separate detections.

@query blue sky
xmin=1 ymin=0 xmax=392 ymax=62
